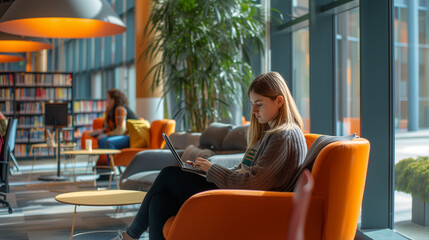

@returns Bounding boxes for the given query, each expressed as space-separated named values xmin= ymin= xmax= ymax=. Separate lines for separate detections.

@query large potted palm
xmin=145 ymin=0 xmax=264 ymax=132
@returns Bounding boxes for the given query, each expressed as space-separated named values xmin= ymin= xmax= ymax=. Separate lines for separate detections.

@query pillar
xmin=25 ymin=52 xmax=33 ymax=72
xmin=135 ymin=0 xmax=164 ymax=122
xmin=35 ymin=49 xmax=48 ymax=72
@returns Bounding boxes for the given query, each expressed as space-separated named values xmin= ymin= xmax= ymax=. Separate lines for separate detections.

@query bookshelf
xmin=73 ymin=99 xmax=106 ymax=148
xmin=0 ymin=72 xmax=73 ymax=159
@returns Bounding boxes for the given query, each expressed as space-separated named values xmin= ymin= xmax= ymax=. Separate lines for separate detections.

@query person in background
xmin=88 ymin=88 xmax=138 ymax=154
xmin=112 ymin=72 xmax=307 ymax=240
xmin=0 ymin=111 xmax=7 ymax=137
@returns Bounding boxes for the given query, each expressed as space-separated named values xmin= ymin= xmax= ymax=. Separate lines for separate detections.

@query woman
xmin=114 ymin=72 xmax=307 ymax=240
xmin=0 ymin=111 xmax=7 ymax=137
xmin=88 ymin=89 xmax=138 ymax=152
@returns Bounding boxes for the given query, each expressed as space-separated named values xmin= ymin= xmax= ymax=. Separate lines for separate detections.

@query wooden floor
xmin=0 ymin=159 xmax=149 ymax=240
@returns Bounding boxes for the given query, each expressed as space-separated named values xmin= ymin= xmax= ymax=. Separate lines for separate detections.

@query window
xmin=335 ymin=8 xmax=360 ymax=136
xmin=293 ymin=28 xmax=310 ymax=132
xmin=394 ymin=1 xmax=429 ymax=238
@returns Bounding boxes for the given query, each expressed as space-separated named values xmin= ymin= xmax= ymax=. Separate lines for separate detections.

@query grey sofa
xmin=120 ymin=123 xmax=248 ymax=191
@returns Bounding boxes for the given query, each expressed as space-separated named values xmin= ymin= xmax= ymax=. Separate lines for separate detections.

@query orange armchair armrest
xmin=113 ymin=148 xmax=149 ymax=167
xmin=164 ymin=189 xmax=324 ymax=240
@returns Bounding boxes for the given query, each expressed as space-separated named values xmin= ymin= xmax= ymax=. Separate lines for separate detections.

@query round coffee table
xmin=55 ymin=189 xmax=146 ymax=239
xmin=62 ymin=149 xmax=121 ymax=189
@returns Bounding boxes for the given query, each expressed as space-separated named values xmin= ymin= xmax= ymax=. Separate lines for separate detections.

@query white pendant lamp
xmin=0 ymin=0 xmax=127 ymax=39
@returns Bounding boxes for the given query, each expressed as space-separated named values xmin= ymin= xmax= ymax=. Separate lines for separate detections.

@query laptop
xmin=162 ymin=133 xmax=206 ymax=176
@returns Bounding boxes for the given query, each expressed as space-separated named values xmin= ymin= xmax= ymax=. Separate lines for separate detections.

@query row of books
xmin=15 ymin=73 xmax=72 ymax=86
xmin=15 ymin=128 xmax=74 ymax=144
xmin=17 ymin=116 xmax=45 ymax=128
xmin=0 ymin=101 xmax=13 ymax=114
xmin=0 ymin=73 xmax=14 ymax=86
xmin=74 ymin=100 xmax=106 ymax=113
xmin=14 ymin=144 xmax=57 ymax=157
xmin=74 ymin=113 xmax=104 ymax=126
xmin=16 ymin=102 xmax=44 ymax=114
xmin=15 ymin=88 xmax=72 ymax=101
xmin=0 ymin=89 xmax=14 ymax=100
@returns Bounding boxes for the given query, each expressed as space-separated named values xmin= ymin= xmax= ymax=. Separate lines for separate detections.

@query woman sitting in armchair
xmin=87 ymin=89 xmax=138 ymax=157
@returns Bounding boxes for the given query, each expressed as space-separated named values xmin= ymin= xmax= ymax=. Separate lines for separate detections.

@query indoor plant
xmin=395 ymin=156 xmax=429 ymax=226
xmin=144 ymin=0 xmax=264 ymax=132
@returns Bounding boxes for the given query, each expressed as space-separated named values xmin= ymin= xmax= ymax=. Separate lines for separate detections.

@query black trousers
xmin=126 ymin=166 xmax=218 ymax=239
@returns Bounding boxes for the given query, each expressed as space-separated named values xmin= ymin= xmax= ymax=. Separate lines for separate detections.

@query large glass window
xmin=335 ymin=8 xmax=360 ymax=136
xmin=292 ymin=0 xmax=308 ymax=17
xmin=293 ymin=28 xmax=310 ymax=132
xmin=394 ymin=1 xmax=429 ymax=239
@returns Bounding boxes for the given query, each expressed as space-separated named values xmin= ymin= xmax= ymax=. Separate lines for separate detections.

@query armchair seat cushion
xmin=121 ymin=170 xmax=161 ymax=191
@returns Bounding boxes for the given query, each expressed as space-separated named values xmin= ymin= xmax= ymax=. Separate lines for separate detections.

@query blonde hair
xmin=246 ymin=72 xmax=304 ymax=148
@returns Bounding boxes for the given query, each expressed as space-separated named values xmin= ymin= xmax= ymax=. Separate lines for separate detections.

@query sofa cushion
xmin=181 ymin=144 xmax=215 ymax=162
xmin=199 ymin=122 xmax=233 ymax=150
xmin=121 ymin=170 xmax=160 ymax=192
xmin=127 ymin=119 xmax=151 ymax=148
xmin=166 ymin=132 xmax=201 ymax=150
xmin=222 ymin=124 xmax=248 ymax=151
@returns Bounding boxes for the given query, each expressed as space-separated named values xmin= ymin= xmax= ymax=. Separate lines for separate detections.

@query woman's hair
xmin=247 ymin=72 xmax=304 ymax=148
xmin=108 ymin=89 xmax=129 ymax=109
xmin=105 ymin=89 xmax=128 ymax=123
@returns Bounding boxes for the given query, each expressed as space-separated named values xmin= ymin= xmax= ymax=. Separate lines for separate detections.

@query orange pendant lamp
xmin=0 ymin=1 xmax=52 ymax=52
xmin=0 ymin=32 xmax=52 ymax=52
xmin=0 ymin=0 xmax=126 ymax=39
xmin=0 ymin=53 xmax=24 ymax=63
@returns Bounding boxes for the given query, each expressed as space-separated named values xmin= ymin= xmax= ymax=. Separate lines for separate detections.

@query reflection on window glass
xmin=394 ymin=0 xmax=429 ymax=238
xmin=293 ymin=28 xmax=310 ymax=133
xmin=292 ymin=0 xmax=308 ymax=17
xmin=336 ymin=8 xmax=360 ymax=136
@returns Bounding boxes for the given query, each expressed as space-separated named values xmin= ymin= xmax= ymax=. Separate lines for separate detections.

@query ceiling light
xmin=0 ymin=53 xmax=24 ymax=63
xmin=0 ymin=0 xmax=126 ymax=39
xmin=0 ymin=31 xmax=52 ymax=52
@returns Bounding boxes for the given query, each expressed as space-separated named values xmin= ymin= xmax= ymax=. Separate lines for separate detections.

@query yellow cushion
xmin=127 ymin=119 xmax=151 ymax=148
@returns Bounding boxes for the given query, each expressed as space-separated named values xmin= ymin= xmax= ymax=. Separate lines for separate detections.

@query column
xmin=35 ymin=50 xmax=48 ymax=72
xmin=135 ymin=0 xmax=164 ymax=122
xmin=309 ymin=0 xmax=335 ymax=135
xmin=360 ymin=0 xmax=394 ymax=229
xmin=25 ymin=52 xmax=33 ymax=72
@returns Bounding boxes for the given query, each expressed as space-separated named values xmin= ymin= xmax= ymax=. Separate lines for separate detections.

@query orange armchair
xmin=162 ymin=134 xmax=370 ymax=240
xmin=113 ymin=119 xmax=176 ymax=167
xmin=81 ymin=118 xmax=105 ymax=149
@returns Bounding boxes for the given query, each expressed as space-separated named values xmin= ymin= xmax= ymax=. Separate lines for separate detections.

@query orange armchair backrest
xmin=92 ymin=117 xmax=104 ymax=130
xmin=311 ymin=137 xmax=370 ymax=240
xmin=149 ymin=119 xmax=176 ymax=149
xmin=304 ymin=133 xmax=320 ymax=150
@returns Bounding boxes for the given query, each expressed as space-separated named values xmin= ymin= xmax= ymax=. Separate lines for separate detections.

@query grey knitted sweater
xmin=206 ymin=124 xmax=307 ymax=191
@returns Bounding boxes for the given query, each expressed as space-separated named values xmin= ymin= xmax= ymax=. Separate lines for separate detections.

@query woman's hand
xmin=189 ymin=157 xmax=213 ymax=172
xmin=97 ymin=133 xmax=107 ymax=140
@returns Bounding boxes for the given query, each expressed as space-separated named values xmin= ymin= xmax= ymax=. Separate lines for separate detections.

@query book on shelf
xmin=0 ymin=73 xmax=14 ymax=86
xmin=0 ymin=72 xmax=74 ymax=159
xmin=15 ymin=73 xmax=72 ymax=87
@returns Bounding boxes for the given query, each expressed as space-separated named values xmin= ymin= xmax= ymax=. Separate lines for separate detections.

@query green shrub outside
xmin=395 ymin=156 xmax=429 ymax=202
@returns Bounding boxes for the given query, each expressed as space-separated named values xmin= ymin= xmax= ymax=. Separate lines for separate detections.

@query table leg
xmin=71 ymin=205 xmax=77 ymax=240
xmin=27 ymin=146 xmax=37 ymax=185
xmin=109 ymin=154 xmax=119 ymax=189
xmin=91 ymin=156 xmax=97 ymax=188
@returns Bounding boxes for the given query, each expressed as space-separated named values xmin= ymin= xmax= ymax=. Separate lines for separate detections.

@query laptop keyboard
xmin=183 ymin=162 xmax=204 ymax=172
